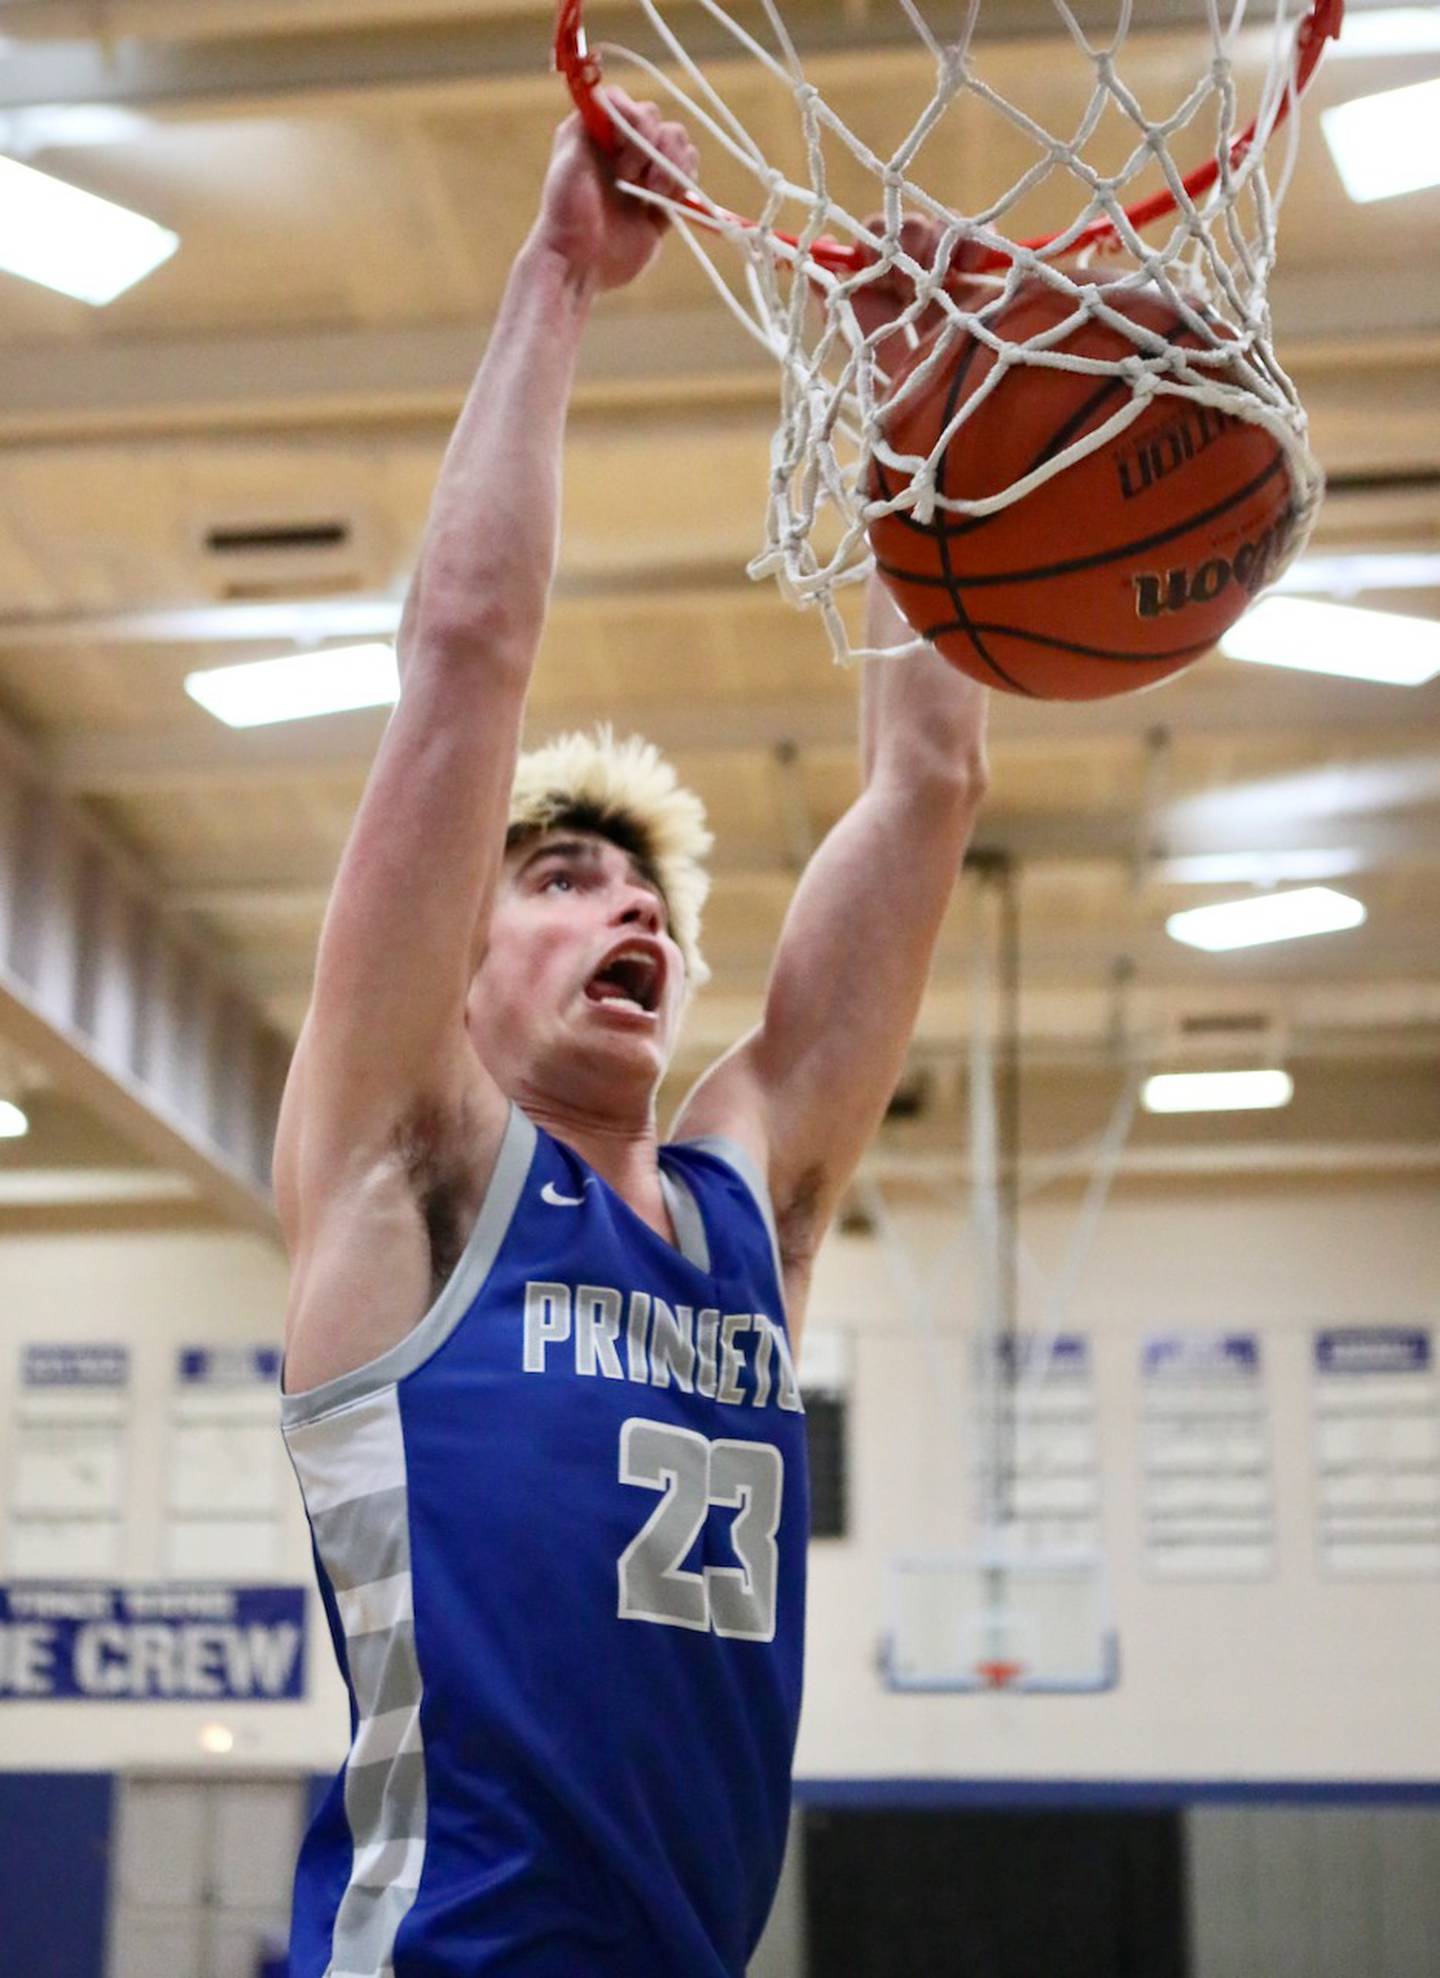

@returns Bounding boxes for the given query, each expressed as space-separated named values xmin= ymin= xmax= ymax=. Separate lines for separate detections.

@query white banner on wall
xmin=1140 ymin=1333 xmax=1273 ymax=1579
xmin=985 ymin=1334 xmax=1099 ymax=1552
xmin=167 ymin=1348 xmax=283 ymax=1579
xmin=1313 ymin=1327 xmax=1440 ymax=1579
xmin=8 ymin=1345 xmax=131 ymax=1578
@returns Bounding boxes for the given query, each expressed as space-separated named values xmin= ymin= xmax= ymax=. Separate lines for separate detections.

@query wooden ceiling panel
xmin=0 ymin=642 xmax=197 ymax=732
xmin=88 ymin=769 xmax=365 ymax=877
xmin=560 ymin=426 xmax=769 ymax=575
xmin=0 ymin=1 xmax=1435 ymax=1165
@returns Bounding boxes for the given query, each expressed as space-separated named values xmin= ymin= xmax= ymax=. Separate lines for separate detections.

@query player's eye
xmin=540 ymin=871 xmax=574 ymax=894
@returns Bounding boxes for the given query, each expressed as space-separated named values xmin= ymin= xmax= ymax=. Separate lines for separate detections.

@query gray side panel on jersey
xmin=281 ymin=1101 xmax=538 ymax=1428
xmin=284 ymin=1386 xmax=428 ymax=1978
xmin=674 ymin=1133 xmax=785 ymax=1305
xmin=658 ymin=1165 xmax=711 ymax=1274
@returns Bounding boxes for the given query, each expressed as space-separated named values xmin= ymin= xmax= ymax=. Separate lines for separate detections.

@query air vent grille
xmin=205 ymin=522 xmax=350 ymax=556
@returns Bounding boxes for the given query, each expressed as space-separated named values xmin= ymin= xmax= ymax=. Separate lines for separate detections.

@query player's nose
xmin=613 ymin=886 xmax=664 ymax=937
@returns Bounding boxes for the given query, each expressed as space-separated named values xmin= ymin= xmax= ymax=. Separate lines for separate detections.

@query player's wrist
xmin=518 ymin=222 xmax=602 ymax=313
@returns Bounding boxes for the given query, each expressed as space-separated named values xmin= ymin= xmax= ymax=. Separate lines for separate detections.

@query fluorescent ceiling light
xmin=185 ymin=644 xmax=399 ymax=728
xmin=1161 ymin=850 xmax=1363 ymax=886
xmin=0 ymin=1101 xmax=29 ymax=1138
xmin=1221 ymin=597 xmax=1440 ymax=686
xmin=1167 ymin=887 xmax=1366 ymax=953
xmin=1274 ymin=552 xmax=1440 ymax=597
xmin=0 ymin=106 xmax=153 ymax=154
xmin=1322 ymin=76 xmax=1440 ymax=202
xmin=1143 ymin=1070 xmax=1294 ymax=1114
xmin=0 ymin=155 xmax=178 ymax=305
xmin=7 ymin=598 xmax=406 ymax=649
xmin=1328 ymin=9 xmax=1440 ymax=56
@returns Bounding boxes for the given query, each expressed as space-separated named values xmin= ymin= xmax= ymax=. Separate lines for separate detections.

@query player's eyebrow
xmin=517 ymin=835 xmax=666 ymax=906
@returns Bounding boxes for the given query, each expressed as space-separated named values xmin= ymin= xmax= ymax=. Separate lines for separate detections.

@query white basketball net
xmin=576 ymin=0 xmax=1328 ymax=662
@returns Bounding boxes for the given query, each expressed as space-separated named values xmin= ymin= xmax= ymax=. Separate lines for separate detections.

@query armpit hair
xmin=776 ymin=1161 xmax=829 ymax=1276
xmin=391 ymin=1095 xmax=475 ymax=1299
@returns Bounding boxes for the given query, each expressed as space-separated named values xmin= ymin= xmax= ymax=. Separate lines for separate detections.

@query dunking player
xmin=276 ymin=95 xmax=988 ymax=1978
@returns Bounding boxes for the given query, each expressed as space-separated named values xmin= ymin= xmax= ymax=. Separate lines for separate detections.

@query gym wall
xmin=1 ymin=1162 xmax=1437 ymax=1973
xmin=798 ymin=1171 xmax=1440 ymax=1785
xmin=2 ymin=1177 xmax=1436 ymax=1782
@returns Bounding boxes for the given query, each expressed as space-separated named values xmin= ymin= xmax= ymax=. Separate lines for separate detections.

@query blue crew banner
xmin=0 ymin=1584 xmax=305 ymax=1701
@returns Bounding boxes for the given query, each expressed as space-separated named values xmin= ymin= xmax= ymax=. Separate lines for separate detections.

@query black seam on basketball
xmin=891 ymin=312 xmax=1225 ymax=543
xmin=1027 ymin=373 xmax=1130 ymax=475
xmin=875 ymin=452 xmax=1288 ymax=590
xmin=929 ymin=334 xmax=1035 ymax=695
xmin=879 ymin=329 xmax=993 ymax=544
xmin=1012 ymin=311 xmax=1212 ymax=478
xmin=925 ymin=622 xmax=1219 ymax=665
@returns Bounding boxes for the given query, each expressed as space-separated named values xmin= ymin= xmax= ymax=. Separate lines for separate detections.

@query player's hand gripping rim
xmin=536 ymin=89 xmax=700 ymax=295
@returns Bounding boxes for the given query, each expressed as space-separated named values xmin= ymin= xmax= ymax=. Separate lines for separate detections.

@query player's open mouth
xmin=584 ymin=943 xmax=663 ymax=1020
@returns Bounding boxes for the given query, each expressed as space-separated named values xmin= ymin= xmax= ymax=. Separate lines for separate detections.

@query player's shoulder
xmin=667 ymin=1053 xmax=770 ymax=1186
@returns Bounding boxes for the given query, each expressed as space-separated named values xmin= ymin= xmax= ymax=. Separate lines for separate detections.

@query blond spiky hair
xmin=507 ymin=726 xmax=713 ymax=986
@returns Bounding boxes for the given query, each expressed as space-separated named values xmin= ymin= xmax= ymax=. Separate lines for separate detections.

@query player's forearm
xmin=400 ymin=233 xmax=596 ymax=678
xmin=860 ymin=577 xmax=989 ymax=801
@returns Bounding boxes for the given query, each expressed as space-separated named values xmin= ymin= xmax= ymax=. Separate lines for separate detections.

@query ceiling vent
xmin=1161 ymin=1008 xmax=1289 ymax=1065
xmin=195 ymin=510 xmax=377 ymax=602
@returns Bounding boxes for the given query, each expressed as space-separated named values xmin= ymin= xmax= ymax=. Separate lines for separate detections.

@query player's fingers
xmin=603 ymin=90 xmax=664 ymax=182
xmin=550 ymin=108 xmax=587 ymax=157
xmin=896 ymin=216 xmax=946 ymax=274
xmin=643 ymin=120 xmax=699 ymax=192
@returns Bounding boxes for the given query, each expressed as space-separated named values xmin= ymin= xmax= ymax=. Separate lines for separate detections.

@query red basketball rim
xmin=553 ymin=0 xmax=1344 ymax=280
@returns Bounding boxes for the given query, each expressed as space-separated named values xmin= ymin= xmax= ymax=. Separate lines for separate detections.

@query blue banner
xmin=177 ymin=1346 xmax=282 ymax=1386
xmin=0 ymin=1585 xmax=305 ymax=1701
xmin=22 ymin=1343 xmax=129 ymax=1389
xmin=995 ymin=1333 xmax=1089 ymax=1377
xmin=1143 ymin=1332 xmax=1260 ymax=1377
xmin=1314 ymin=1327 xmax=1431 ymax=1376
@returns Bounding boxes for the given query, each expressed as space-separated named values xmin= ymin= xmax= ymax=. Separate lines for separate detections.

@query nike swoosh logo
xmin=541 ymin=1180 xmax=591 ymax=1208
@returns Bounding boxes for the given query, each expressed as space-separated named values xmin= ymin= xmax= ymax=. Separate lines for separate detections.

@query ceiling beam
xmin=0 ymin=311 xmax=769 ymax=444
xmin=0 ymin=0 xmax=538 ymax=43
xmin=0 ymin=713 xmax=286 ymax=1238
xmin=661 ymin=975 xmax=1440 ymax=1065
xmin=799 ymin=976 xmax=1440 ymax=1046
xmin=0 ymin=2 xmax=1247 ymax=114
xmin=0 ymin=13 xmax=552 ymax=118
xmin=44 ymin=696 xmax=1440 ymax=804
xmin=4 ymin=299 xmax=1439 ymax=448
xmin=0 ymin=0 xmax=1412 ymax=87
xmin=0 ymin=1166 xmax=198 ymax=1207
xmin=861 ymin=1142 xmax=1440 ymax=1186
xmin=44 ymin=700 xmax=855 ymax=795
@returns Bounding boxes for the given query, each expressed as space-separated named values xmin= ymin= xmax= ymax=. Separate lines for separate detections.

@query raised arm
xmin=275 ymin=104 xmax=697 ymax=1367
xmin=673 ymin=578 xmax=988 ymax=1284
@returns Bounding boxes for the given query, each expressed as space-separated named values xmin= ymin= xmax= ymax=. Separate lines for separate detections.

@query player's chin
xmin=577 ymin=993 xmax=671 ymax=1062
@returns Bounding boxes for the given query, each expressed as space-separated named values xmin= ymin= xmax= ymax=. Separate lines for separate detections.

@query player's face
xmin=467 ymin=831 xmax=686 ymax=1105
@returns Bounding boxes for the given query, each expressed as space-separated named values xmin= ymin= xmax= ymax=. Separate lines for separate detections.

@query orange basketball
xmin=867 ymin=274 xmax=1298 ymax=700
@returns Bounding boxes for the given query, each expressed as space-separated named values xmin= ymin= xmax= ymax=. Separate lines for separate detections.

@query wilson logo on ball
xmin=1132 ymin=512 xmax=1297 ymax=621
xmin=1115 ymin=404 xmax=1243 ymax=503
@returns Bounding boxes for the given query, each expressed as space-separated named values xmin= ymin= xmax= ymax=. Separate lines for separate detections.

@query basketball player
xmin=275 ymin=96 xmax=988 ymax=1978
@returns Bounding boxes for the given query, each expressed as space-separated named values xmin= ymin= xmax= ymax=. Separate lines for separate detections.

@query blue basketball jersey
xmin=282 ymin=1104 xmax=809 ymax=1977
